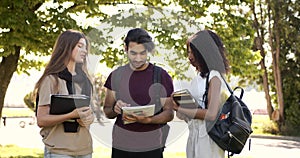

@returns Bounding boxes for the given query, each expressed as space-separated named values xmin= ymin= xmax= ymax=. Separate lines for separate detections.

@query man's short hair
xmin=124 ymin=28 xmax=155 ymax=52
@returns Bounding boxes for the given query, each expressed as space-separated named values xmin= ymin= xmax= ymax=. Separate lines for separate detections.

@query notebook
xmin=50 ymin=94 xmax=90 ymax=115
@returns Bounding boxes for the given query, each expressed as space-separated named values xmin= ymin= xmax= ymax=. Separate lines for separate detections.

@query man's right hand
xmin=113 ymin=100 xmax=130 ymax=114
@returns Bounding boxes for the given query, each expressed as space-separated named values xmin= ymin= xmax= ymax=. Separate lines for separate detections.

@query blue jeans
xmin=44 ymin=147 xmax=92 ymax=158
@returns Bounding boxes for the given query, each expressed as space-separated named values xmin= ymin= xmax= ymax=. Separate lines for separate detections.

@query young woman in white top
xmin=172 ymin=30 xmax=230 ymax=158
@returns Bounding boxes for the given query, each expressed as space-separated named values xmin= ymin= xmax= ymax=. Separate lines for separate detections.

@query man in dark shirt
xmin=103 ymin=28 xmax=174 ymax=158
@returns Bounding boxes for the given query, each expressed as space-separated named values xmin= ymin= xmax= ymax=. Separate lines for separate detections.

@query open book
xmin=173 ymin=89 xmax=201 ymax=109
xmin=121 ymin=104 xmax=155 ymax=124
xmin=50 ymin=94 xmax=90 ymax=115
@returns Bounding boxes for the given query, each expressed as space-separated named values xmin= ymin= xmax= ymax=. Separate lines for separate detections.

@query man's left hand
xmin=123 ymin=113 xmax=152 ymax=124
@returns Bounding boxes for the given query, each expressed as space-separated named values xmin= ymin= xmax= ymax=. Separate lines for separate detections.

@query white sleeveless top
xmin=186 ymin=70 xmax=225 ymax=158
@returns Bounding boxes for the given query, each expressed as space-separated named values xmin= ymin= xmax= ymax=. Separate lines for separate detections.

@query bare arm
xmin=174 ymin=76 xmax=221 ymax=121
xmin=103 ymin=89 xmax=118 ymax=119
xmin=36 ymin=105 xmax=89 ymax=127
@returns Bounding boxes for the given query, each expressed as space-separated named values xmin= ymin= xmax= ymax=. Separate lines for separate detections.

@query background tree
xmin=96 ymin=0 xmax=259 ymax=81
xmin=251 ymin=0 xmax=274 ymax=120
xmin=0 ymin=0 xmax=115 ymax=119
xmin=270 ymin=0 xmax=300 ymax=135
xmin=250 ymin=0 xmax=300 ymax=135
xmin=267 ymin=0 xmax=285 ymax=123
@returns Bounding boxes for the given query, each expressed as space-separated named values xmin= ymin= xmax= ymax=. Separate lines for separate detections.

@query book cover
xmin=50 ymin=94 xmax=90 ymax=115
xmin=121 ymin=104 xmax=155 ymax=124
xmin=173 ymin=89 xmax=201 ymax=109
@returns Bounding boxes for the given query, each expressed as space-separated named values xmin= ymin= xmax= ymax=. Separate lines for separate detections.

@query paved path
xmin=236 ymin=135 xmax=300 ymax=158
xmin=1 ymin=118 xmax=300 ymax=158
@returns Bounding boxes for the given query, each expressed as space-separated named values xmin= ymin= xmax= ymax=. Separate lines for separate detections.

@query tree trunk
xmin=0 ymin=46 xmax=20 ymax=119
xmin=257 ymin=36 xmax=274 ymax=119
xmin=272 ymin=0 xmax=284 ymax=122
xmin=260 ymin=60 xmax=274 ymax=119
xmin=251 ymin=1 xmax=274 ymax=119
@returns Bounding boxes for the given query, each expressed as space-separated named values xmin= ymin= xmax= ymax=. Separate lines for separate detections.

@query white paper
xmin=121 ymin=104 xmax=155 ymax=124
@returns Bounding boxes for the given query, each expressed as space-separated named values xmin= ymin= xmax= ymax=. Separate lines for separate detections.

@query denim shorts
xmin=44 ymin=147 xmax=92 ymax=158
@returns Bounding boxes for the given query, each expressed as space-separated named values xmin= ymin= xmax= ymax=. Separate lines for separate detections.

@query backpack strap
xmin=220 ymin=74 xmax=233 ymax=94
xmin=203 ymin=72 xmax=210 ymax=109
xmin=203 ymin=72 xmax=244 ymax=108
xmin=35 ymin=95 xmax=39 ymax=116
xmin=153 ymin=65 xmax=162 ymax=114
xmin=220 ymin=74 xmax=244 ymax=100
xmin=153 ymin=65 xmax=170 ymax=149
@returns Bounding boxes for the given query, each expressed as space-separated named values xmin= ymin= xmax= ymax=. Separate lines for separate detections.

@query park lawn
xmin=0 ymin=144 xmax=43 ymax=158
xmin=2 ymin=108 xmax=35 ymax=117
xmin=251 ymin=114 xmax=277 ymax=135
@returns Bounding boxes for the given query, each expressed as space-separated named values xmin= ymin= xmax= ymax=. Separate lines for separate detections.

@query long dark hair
xmin=34 ymin=29 xmax=91 ymax=95
xmin=187 ymin=30 xmax=230 ymax=77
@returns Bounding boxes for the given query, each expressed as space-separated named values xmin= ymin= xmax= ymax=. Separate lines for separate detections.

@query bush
xmin=280 ymin=122 xmax=300 ymax=137
xmin=262 ymin=121 xmax=279 ymax=135
xmin=23 ymin=91 xmax=35 ymax=111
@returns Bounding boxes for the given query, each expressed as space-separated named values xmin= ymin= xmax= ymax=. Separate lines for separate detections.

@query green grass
xmin=251 ymin=114 xmax=278 ymax=135
xmin=0 ymin=145 xmax=43 ymax=158
xmin=2 ymin=108 xmax=34 ymax=117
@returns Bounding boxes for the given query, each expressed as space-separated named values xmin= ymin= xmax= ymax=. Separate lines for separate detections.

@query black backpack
xmin=203 ymin=72 xmax=253 ymax=157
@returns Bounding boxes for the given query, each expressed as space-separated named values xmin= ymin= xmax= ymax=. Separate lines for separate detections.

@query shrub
xmin=262 ymin=121 xmax=279 ymax=135
xmin=24 ymin=91 xmax=35 ymax=111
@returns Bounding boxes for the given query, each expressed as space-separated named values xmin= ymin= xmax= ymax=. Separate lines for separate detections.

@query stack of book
xmin=173 ymin=89 xmax=201 ymax=109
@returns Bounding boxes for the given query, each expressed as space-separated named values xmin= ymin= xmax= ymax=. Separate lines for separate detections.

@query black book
xmin=50 ymin=94 xmax=90 ymax=133
xmin=173 ymin=89 xmax=201 ymax=109
xmin=50 ymin=94 xmax=90 ymax=115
